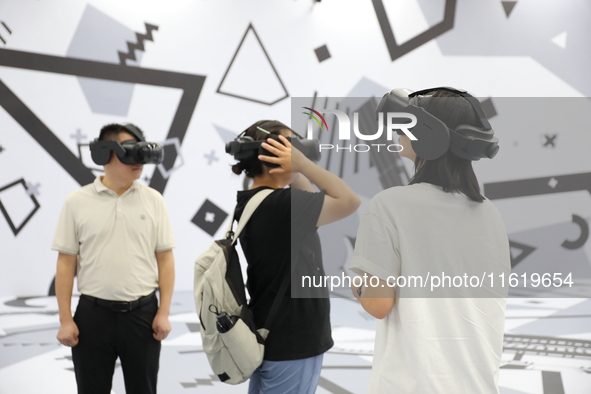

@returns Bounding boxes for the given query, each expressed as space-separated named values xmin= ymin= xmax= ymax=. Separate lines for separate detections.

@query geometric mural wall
xmin=1 ymin=0 xmax=590 ymax=392
xmin=0 ymin=0 xmax=589 ymax=298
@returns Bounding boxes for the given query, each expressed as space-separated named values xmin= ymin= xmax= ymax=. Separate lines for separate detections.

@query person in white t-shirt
xmin=348 ymin=87 xmax=511 ymax=394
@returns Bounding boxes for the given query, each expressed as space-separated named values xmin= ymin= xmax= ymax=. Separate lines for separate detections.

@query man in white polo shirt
xmin=52 ymin=123 xmax=175 ymax=394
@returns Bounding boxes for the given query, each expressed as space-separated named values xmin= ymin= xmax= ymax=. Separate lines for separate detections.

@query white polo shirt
xmin=52 ymin=176 xmax=175 ymax=301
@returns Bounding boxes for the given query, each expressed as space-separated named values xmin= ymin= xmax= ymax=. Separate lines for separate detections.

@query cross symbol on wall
xmin=543 ymin=134 xmax=557 ymax=147
xmin=204 ymin=150 xmax=218 ymax=165
xmin=70 ymin=129 xmax=87 ymax=145
xmin=25 ymin=182 xmax=41 ymax=196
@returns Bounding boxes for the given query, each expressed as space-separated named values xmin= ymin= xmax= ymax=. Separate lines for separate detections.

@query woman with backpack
xmin=230 ymin=120 xmax=360 ymax=394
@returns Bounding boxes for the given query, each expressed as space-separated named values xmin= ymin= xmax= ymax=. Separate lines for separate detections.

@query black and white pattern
xmin=0 ymin=0 xmax=589 ymax=391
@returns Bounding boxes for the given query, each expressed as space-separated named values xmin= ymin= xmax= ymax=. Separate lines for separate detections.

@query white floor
xmin=1 ymin=292 xmax=590 ymax=394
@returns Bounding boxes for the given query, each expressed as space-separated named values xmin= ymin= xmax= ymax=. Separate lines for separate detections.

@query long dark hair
xmin=231 ymin=120 xmax=292 ymax=178
xmin=409 ymin=90 xmax=485 ymax=203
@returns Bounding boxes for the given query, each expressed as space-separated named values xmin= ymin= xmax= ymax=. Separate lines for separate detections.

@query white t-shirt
xmin=52 ymin=177 xmax=175 ymax=301
xmin=349 ymin=183 xmax=510 ymax=394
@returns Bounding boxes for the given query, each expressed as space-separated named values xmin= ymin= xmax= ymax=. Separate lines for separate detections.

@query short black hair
xmin=99 ymin=123 xmax=144 ymax=141
xmin=409 ymin=89 xmax=485 ymax=203
xmin=231 ymin=120 xmax=293 ymax=178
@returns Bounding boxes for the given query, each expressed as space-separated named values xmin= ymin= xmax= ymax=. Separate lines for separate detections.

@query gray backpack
xmin=193 ymin=189 xmax=289 ymax=384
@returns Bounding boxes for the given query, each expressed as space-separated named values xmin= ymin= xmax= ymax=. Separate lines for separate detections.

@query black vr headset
xmin=225 ymin=127 xmax=321 ymax=168
xmin=89 ymin=123 xmax=164 ymax=165
xmin=376 ymin=87 xmax=499 ymax=161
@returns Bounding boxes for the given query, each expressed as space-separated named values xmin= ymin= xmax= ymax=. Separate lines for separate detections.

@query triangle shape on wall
xmin=217 ymin=24 xmax=289 ymax=105
xmin=501 ymin=1 xmax=517 ymax=18
xmin=551 ymin=31 xmax=567 ymax=49
xmin=509 ymin=240 xmax=536 ymax=268
xmin=213 ymin=124 xmax=239 ymax=144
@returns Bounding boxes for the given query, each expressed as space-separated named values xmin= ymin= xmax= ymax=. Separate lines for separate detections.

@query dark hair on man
xmin=409 ymin=90 xmax=485 ymax=203
xmin=231 ymin=120 xmax=293 ymax=178
xmin=99 ymin=123 xmax=144 ymax=141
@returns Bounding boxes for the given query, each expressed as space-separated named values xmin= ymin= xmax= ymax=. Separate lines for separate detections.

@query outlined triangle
xmin=217 ymin=23 xmax=289 ymax=106
xmin=509 ymin=240 xmax=536 ymax=267
xmin=501 ymin=1 xmax=517 ymax=18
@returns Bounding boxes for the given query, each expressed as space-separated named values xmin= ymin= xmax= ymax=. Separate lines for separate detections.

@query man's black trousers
xmin=72 ymin=294 xmax=161 ymax=394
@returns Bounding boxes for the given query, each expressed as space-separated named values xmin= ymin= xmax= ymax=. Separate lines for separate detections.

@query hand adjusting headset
xmin=376 ymin=87 xmax=499 ymax=161
xmin=89 ymin=123 xmax=165 ymax=165
xmin=225 ymin=127 xmax=321 ymax=168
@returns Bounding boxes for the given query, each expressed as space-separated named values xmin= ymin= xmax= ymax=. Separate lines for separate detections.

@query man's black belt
xmin=81 ymin=291 xmax=156 ymax=312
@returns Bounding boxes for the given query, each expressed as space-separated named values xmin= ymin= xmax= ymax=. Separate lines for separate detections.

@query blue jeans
xmin=248 ymin=354 xmax=324 ymax=394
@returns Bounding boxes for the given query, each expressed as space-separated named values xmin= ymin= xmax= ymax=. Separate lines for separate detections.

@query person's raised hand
xmin=259 ymin=135 xmax=308 ymax=174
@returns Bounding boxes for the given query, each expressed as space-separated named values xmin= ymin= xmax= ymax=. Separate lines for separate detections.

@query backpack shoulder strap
xmin=262 ymin=269 xmax=290 ymax=330
xmin=230 ymin=188 xmax=274 ymax=245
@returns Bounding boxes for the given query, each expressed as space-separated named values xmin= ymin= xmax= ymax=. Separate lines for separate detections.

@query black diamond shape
xmin=191 ymin=199 xmax=228 ymax=237
xmin=314 ymin=45 xmax=331 ymax=62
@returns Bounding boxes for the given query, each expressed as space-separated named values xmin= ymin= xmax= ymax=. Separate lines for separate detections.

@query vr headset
xmin=376 ymin=87 xmax=499 ymax=161
xmin=225 ymin=128 xmax=321 ymax=168
xmin=89 ymin=123 xmax=164 ymax=165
